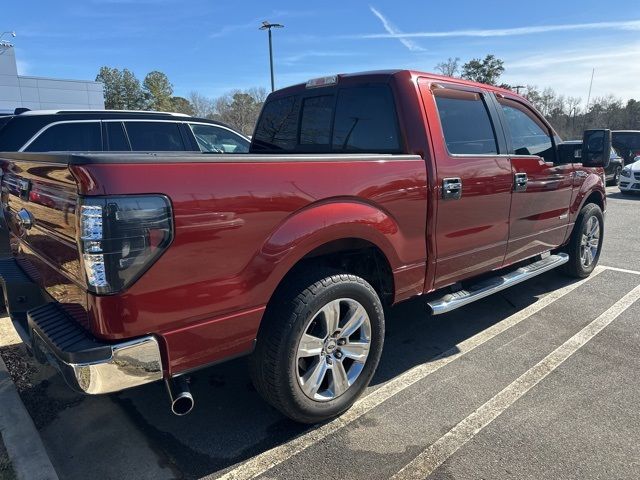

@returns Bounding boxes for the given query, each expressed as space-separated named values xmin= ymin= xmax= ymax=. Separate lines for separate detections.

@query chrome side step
xmin=427 ymin=253 xmax=569 ymax=315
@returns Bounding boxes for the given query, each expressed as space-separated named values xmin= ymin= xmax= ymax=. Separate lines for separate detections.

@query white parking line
xmin=600 ymin=265 xmax=640 ymax=276
xmin=212 ymin=267 xmax=604 ymax=480
xmin=391 ymin=282 xmax=640 ymax=480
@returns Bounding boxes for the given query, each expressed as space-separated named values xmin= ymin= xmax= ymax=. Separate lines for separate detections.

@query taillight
xmin=78 ymin=195 xmax=173 ymax=294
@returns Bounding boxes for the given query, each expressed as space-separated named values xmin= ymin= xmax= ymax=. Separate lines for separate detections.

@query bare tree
xmin=212 ymin=88 xmax=267 ymax=135
xmin=434 ymin=57 xmax=460 ymax=77
xmin=189 ymin=91 xmax=216 ymax=118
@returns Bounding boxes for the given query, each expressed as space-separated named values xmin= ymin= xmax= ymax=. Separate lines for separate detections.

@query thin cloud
xmin=369 ymin=6 xmax=425 ymax=52
xmin=209 ymin=10 xmax=315 ymax=38
xmin=502 ymin=42 xmax=640 ymax=101
xmin=508 ymin=45 xmax=640 ymax=69
xmin=210 ymin=19 xmax=259 ymax=39
xmin=353 ymin=19 xmax=640 ymax=39
xmin=281 ymin=51 xmax=360 ymax=66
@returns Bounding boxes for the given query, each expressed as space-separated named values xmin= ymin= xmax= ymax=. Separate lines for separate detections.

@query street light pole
xmin=259 ymin=21 xmax=284 ymax=92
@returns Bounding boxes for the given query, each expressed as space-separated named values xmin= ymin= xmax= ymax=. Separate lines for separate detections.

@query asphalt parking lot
xmin=1 ymin=185 xmax=639 ymax=480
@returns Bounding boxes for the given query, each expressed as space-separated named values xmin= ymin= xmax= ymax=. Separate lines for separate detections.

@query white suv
xmin=619 ymin=156 xmax=640 ymax=194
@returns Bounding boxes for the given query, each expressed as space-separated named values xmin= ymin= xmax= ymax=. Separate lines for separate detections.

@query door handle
xmin=514 ymin=172 xmax=528 ymax=192
xmin=442 ymin=177 xmax=462 ymax=200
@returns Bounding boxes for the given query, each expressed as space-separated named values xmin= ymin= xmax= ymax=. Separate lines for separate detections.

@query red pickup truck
xmin=0 ymin=70 xmax=610 ymax=423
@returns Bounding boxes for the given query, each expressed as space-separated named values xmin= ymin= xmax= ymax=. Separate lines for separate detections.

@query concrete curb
xmin=0 ymin=355 xmax=58 ymax=480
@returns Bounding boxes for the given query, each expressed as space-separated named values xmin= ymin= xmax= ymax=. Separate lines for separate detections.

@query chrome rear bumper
xmin=31 ymin=328 xmax=163 ymax=394
xmin=0 ymin=258 xmax=163 ymax=395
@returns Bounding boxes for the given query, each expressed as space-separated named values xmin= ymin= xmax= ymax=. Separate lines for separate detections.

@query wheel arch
xmin=252 ymin=199 xmax=411 ymax=311
xmin=572 ymin=178 xmax=606 ymax=222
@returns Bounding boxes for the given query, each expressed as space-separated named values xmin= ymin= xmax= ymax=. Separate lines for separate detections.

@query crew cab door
xmin=419 ymin=81 xmax=512 ymax=289
xmin=494 ymin=96 xmax=574 ymax=265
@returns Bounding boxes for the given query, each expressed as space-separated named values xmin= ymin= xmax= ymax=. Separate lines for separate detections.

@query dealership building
xmin=0 ymin=43 xmax=104 ymax=113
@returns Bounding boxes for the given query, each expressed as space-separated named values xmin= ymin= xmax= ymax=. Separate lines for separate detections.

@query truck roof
xmin=13 ymin=109 xmax=189 ymax=117
xmin=273 ymin=69 xmax=523 ymax=101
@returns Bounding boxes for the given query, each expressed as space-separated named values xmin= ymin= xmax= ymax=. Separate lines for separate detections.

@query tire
xmin=249 ymin=269 xmax=385 ymax=424
xmin=562 ymin=203 xmax=604 ymax=278
xmin=608 ymin=166 xmax=621 ymax=186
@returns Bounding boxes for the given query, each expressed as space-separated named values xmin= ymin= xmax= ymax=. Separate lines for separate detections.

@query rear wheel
xmin=249 ymin=270 xmax=384 ymax=423
xmin=562 ymin=203 xmax=603 ymax=278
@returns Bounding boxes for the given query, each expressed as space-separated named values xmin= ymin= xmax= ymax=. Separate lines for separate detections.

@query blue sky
xmin=4 ymin=0 xmax=640 ymax=102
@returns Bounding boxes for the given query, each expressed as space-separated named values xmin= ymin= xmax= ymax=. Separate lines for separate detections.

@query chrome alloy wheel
xmin=296 ymin=298 xmax=372 ymax=401
xmin=580 ymin=216 xmax=601 ymax=267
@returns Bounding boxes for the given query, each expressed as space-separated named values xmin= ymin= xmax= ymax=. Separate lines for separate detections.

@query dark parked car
xmin=612 ymin=130 xmax=640 ymax=166
xmin=566 ymin=140 xmax=623 ymax=185
xmin=0 ymin=109 xmax=250 ymax=153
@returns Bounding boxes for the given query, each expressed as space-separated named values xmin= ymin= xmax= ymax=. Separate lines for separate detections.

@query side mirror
xmin=557 ymin=142 xmax=582 ymax=164
xmin=582 ymin=129 xmax=611 ymax=168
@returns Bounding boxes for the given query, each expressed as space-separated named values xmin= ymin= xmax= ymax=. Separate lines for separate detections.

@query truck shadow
xmin=111 ymin=270 xmax=580 ymax=479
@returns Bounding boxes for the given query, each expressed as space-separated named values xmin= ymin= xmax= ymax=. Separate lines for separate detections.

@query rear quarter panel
xmin=71 ymin=156 xmax=428 ymax=373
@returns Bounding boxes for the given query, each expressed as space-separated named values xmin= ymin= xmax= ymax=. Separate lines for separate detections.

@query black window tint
xmin=613 ymin=132 xmax=640 ymax=149
xmin=252 ymin=96 xmax=300 ymax=151
xmin=434 ymin=90 xmax=497 ymax=155
xmin=189 ymin=124 xmax=249 ymax=153
xmin=499 ymin=99 xmax=553 ymax=161
xmin=613 ymin=132 xmax=640 ymax=162
xmin=26 ymin=122 xmax=101 ymax=152
xmin=124 ymin=122 xmax=185 ymax=151
xmin=300 ymin=95 xmax=334 ymax=146
xmin=105 ymin=122 xmax=130 ymax=151
xmin=332 ymin=86 xmax=400 ymax=152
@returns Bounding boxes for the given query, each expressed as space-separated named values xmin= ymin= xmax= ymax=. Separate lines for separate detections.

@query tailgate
xmin=0 ymin=154 xmax=88 ymax=326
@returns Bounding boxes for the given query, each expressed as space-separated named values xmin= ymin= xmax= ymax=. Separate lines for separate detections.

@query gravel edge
xmin=0 ymin=356 xmax=58 ymax=480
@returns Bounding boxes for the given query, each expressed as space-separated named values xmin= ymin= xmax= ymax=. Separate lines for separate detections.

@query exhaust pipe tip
xmin=171 ymin=391 xmax=194 ymax=416
xmin=166 ymin=376 xmax=194 ymax=416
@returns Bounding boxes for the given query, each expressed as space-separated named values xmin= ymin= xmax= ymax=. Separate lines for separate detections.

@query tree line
xmin=96 ymin=66 xmax=265 ymax=136
xmin=434 ymin=54 xmax=640 ymax=139
xmin=97 ymin=59 xmax=640 ymax=140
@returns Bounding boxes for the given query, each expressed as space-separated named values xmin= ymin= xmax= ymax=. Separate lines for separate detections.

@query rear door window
xmin=433 ymin=89 xmax=498 ymax=155
xmin=124 ymin=121 xmax=185 ymax=151
xmin=25 ymin=122 xmax=102 ymax=152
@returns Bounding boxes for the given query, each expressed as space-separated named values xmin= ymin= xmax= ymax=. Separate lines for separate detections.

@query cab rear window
xmin=251 ymin=84 xmax=401 ymax=153
xmin=252 ymin=96 xmax=300 ymax=151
